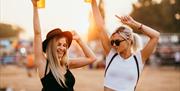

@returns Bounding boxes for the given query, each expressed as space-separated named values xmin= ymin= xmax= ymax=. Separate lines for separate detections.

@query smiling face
xmin=56 ymin=37 xmax=68 ymax=59
xmin=111 ymin=33 xmax=128 ymax=53
xmin=111 ymin=26 xmax=134 ymax=53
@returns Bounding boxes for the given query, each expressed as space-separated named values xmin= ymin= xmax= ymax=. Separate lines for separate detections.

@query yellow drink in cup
xmin=84 ymin=0 xmax=92 ymax=3
xmin=37 ymin=0 xmax=45 ymax=8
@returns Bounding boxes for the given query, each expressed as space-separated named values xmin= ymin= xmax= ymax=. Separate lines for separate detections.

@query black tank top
xmin=41 ymin=61 xmax=75 ymax=91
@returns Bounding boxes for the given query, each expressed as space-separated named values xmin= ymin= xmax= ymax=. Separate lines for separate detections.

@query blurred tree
xmin=131 ymin=0 xmax=180 ymax=33
xmin=0 ymin=23 xmax=23 ymax=39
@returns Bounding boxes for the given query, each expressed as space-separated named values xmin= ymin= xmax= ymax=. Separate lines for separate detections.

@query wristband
xmin=138 ymin=24 xmax=143 ymax=30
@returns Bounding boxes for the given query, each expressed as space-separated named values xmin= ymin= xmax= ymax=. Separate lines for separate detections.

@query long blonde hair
xmin=131 ymin=33 xmax=143 ymax=52
xmin=46 ymin=36 xmax=68 ymax=87
xmin=113 ymin=25 xmax=143 ymax=52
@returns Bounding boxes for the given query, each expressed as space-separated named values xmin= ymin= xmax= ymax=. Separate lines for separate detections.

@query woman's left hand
xmin=71 ymin=31 xmax=81 ymax=41
xmin=115 ymin=15 xmax=136 ymax=26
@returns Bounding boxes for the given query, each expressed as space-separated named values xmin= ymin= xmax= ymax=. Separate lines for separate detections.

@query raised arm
xmin=68 ymin=31 xmax=97 ymax=69
xmin=116 ymin=15 xmax=160 ymax=64
xmin=31 ymin=0 xmax=45 ymax=68
xmin=91 ymin=0 xmax=111 ymax=55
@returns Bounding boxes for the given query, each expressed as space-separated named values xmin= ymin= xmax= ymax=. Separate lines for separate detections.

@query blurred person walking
xmin=90 ymin=0 xmax=160 ymax=91
xmin=31 ymin=0 xmax=96 ymax=91
xmin=174 ymin=51 xmax=180 ymax=70
xmin=26 ymin=51 xmax=35 ymax=77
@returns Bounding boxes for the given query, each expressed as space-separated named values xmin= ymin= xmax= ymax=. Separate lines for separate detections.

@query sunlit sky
xmin=0 ymin=0 xmax=137 ymax=40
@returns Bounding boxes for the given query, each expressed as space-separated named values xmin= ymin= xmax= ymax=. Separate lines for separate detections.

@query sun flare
xmin=1 ymin=0 xmax=137 ymax=40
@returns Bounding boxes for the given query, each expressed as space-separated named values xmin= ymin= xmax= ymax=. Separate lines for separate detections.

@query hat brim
xmin=42 ymin=31 xmax=72 ymax=53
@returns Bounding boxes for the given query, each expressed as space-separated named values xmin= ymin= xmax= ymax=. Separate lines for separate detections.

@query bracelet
xmin=138 ymin=24 xmax=143 ymax=30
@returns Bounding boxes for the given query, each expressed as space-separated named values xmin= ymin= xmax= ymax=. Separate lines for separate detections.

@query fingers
xmin=70 ymin=31 xmax=75 ymax=35
xmin=70 ymin=30 xmax=79 ymax=39
xmin=70 ymin=30 xmax=77 ymax=36
xmin=115 ymin=15 xmax=134 ymax=24
xmin=115 ymin=15 xmax=131 ymax=20
xmin=71 ymin=31 xmax=80 ymax=41
xmin=115 ymin=15 xmax=121 ymax=20
xmin=31 ymin=0 xmax=39 ymax=7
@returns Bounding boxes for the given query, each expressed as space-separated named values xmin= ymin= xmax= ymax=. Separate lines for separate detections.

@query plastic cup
xmin=84 ymin=0 xmax=92 ymax=3
xmin=37 ymin=0 xmax=45 ymax=8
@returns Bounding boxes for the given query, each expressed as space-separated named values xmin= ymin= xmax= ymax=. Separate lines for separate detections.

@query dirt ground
xmin=0 ymin=65 xmax=180 ymax=91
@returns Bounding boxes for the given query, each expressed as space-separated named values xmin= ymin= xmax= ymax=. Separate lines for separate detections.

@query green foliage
xmin=131 ymin=0 xmax=180 ymax=33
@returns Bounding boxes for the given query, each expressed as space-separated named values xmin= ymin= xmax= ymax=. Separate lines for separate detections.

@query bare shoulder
xmin=36 ymin=55 xmax=47 ymax=78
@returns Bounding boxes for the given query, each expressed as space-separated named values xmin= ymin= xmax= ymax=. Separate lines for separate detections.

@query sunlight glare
xmin=105 ymin=0 xmax=137 ymax=34
xmin=1 ymin=0 xmax=137 ymax=40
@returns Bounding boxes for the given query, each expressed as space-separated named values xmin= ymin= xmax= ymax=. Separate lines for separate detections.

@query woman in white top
xmin=90 ymin=0 xmax=160 ymax=91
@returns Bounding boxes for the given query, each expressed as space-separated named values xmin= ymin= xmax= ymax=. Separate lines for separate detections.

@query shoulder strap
xmin=44 ymin=60 xmax=49 ymax=77
xmin=133 ymin=55 xmax=140 ymax=91
xmin=104 ymin=53 xmax=118 ymax=77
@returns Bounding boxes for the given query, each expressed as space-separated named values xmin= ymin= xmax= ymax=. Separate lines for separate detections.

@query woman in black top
xmin=31 ymin=0 xmax=97 ymax=91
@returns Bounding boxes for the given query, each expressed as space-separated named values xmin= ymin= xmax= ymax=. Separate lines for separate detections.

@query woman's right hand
xmin=31 ymin=0 xmax=38 ymax=7
xmin=115 ymin=15 xmax=137 ymax=27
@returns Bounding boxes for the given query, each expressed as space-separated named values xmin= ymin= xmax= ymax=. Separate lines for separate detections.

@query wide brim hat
xmin=42 ymin=28 xmax=72 ymax=52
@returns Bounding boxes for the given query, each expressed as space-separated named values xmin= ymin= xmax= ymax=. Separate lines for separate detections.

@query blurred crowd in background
xmin=0 ymin=0 xmax=180 ymax=91
xmin=0 ymin=33 xmax=179 ymax=70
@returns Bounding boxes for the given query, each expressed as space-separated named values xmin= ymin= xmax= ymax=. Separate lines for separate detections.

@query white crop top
xmin=104 ymin=49 xmax=144 ymax=91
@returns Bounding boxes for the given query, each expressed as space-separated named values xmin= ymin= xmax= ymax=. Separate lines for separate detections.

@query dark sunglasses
xmin=111 ymin=39 xmax=126 ymax=46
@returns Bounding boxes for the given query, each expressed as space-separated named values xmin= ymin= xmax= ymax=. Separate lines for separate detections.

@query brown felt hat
xmin=42 ymin=28 xmax=72 ymax=52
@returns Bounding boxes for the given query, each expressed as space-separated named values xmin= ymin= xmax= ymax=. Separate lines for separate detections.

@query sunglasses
xmin=111 ymin=39 xmax=126 ymax=46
